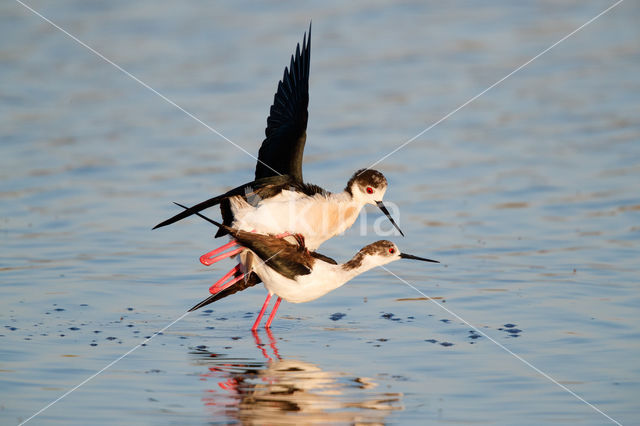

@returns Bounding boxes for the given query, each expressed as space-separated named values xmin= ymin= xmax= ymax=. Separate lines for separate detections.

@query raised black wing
xmin=254 ymin=23 xmax=311 ymax=183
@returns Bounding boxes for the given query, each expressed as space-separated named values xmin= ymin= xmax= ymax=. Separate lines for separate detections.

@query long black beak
xmin=376 ymin=201 xmax=404 ymax=237
xmin=400 ymin=253 xmax=439 ymax=263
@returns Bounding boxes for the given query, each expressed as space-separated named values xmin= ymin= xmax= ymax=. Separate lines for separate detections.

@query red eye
xmin=389 ymin=248 xmax=395 ymax=254
xmin=366 ymin=187 xmax=374 ymax=194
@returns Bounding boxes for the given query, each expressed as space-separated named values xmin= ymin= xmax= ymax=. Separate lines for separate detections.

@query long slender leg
xmin=209 ymin=264 xmax=242 ymax=294
xmin=251 ymin=294 xmax=272 ymax=331
xmin=199 ymin=240 xmax=238 ymax=264
xmin=201 ymin=230 xmax=291 ymax=267
xmin=200 ymin=247 xmax=244 ymax=266
xmin=265 ymin=297 xmax=282 ymax=329
xmin=214 ymin=273 xmax=245 ymax=294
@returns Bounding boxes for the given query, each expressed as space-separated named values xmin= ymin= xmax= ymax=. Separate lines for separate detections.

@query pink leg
xmin=199 ymin=240 xmax=238 ymax=262
xmin=265 ymin=297 xmax=282 ymax=329
xmin=209 ymin=263 xmax=244 ymax=294
xmin=214 ymin=273 xmax=244 ymax=294
xmin=200 ymin=247 xmax=244 ymax=266
xmin=251 ymin=294 xmax=272 ymax=331
xmin=201 ymin=233 xmax=289 ymax=266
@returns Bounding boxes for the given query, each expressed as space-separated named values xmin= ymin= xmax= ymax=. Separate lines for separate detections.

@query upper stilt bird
xmin=154 ymin=24 xmax=405 ymax=305
xmin=190 ymin=217 xmax=438 ymax=330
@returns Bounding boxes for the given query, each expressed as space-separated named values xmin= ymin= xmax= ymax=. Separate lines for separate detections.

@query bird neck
xmin=339 ymin=189 xmax=366 ymax=206
xmin=340 ymin=252 xmax=380 ymax=280
xmin=302 ymin=253 xmax=382 ymax=300
xmin=316 ymin=192 xmax=364 ymax=237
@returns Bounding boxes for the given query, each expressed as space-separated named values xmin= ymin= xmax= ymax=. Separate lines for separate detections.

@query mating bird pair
xmin=154 ymin=24 xmax=439 ymax=330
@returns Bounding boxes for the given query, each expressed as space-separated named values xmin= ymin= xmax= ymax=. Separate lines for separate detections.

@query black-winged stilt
xmin=154 ymin=24 xmax=404 ymax=301
xmin=186 ymin=217 xmax=437 ymax=331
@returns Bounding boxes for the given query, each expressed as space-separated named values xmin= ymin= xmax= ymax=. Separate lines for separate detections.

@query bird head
xmin=345 ymin=169 xmax=404 ymax=236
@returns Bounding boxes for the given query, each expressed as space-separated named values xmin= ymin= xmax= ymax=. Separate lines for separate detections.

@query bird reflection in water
xmin=191 ymin=330 xmax=403 ymax=423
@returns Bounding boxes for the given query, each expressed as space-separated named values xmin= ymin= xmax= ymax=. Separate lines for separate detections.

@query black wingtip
xmin=152 ymin=191 xmax=232 ymax=230
xmin=188 ymin=273 xmax=264 ymax=312
xmin=153 ymin=219 xmax=172 ymax=230
xmin=188 ymin=295 xmax=217 ymax=312
xmin=173 ymin=202 xmax=223 ymax=228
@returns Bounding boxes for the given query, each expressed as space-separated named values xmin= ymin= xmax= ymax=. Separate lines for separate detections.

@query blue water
xmin=2 ymin=1 xmax=639 ymax=424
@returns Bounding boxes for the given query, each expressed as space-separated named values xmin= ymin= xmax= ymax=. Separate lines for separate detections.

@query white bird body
xmin=253 ymin=256 xmax=354 ymax=303
xmin=230 ymin=189 xmax=373 ymax=250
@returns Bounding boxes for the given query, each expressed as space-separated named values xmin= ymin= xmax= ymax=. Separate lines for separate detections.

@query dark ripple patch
xmin=468 ymin=330 xmax=481 ymax=342
xmin=425 ymin=339 xmax=438 ymax=344
xmin=498 ymin=323 xmax=523 ymax=338
xmin=440 ymin=342 xmax=454 ymax=347
xmin=68 ymin=327 xmax=80 ymax=331
xmin=330 ymin=312 xmax=346 ymax=321
xmin=381 ymin=312 xmax=400 ymax=321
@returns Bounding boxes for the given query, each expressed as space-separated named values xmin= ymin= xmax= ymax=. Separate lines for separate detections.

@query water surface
xmin=1 ymin=1 xmax=639 ymax=424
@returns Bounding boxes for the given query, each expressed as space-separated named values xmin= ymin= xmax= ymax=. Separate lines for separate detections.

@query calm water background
xmin=2 ymin=1 xmax=639 ymax=424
